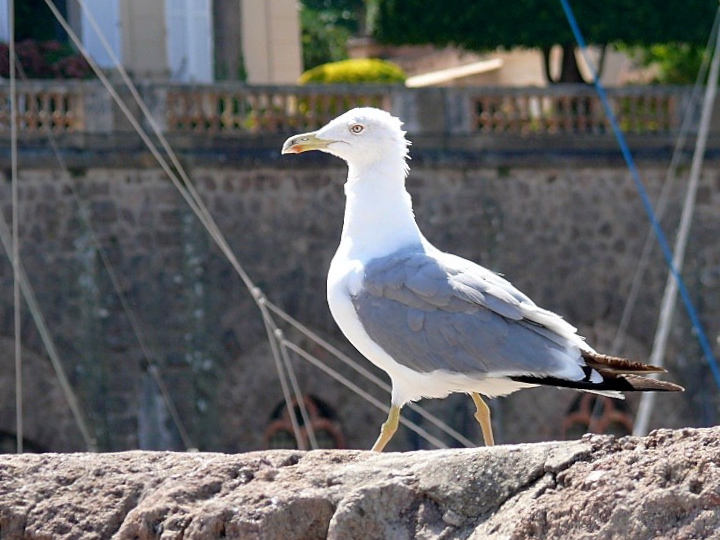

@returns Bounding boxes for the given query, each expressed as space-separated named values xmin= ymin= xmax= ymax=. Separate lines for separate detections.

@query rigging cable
xmin=610 ymin=17 xmax=716 ymax=356
xmin=47 ymin=0 xmax=472 ymax=449
xmin=588 ymin=10 xmax=720 ymax=435
xmin=76 ymin=0 xmax=472 ymax=449
xmin=634 ymin=17 xmax=720 ymax=436
xmin=559 ymin=0 xmax=720 ymax=395
xmin=1 ymin=56 xmax=98 ymax=451
xmin=8 ymin=0 xmax=22 ymax=453
xmin=47 ymin=0 xmax=314 ymax=450
xmin=281 ymin=339 xmax=449 ymax=449
xmin=263 ymin=299 xmax=476 ymax=447
xmin=0 ymin=206 xmax=98 ymax=450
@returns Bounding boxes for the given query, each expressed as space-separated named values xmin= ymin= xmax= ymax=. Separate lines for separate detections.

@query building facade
xmin=0 ymin=0 xmax=302 ymax=83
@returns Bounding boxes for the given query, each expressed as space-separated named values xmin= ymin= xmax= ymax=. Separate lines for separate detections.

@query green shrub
xmin=299 ymin=58 xmax=406 ymax=84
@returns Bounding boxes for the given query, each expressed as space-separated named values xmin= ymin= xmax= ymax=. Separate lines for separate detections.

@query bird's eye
xmin=350 ymin=124 xmax=364 ymax=134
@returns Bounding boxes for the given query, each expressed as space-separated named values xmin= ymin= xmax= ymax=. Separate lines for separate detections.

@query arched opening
xmin=265 ymin=394 xmax=345 ymax=450
xmin=562 ymin=393 xmax=634 ymax=439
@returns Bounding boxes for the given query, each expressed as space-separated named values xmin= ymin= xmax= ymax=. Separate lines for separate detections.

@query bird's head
xmin=282 ymin=107 xmax=410 ymax=169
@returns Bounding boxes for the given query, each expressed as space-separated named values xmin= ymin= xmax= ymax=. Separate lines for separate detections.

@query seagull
xmin=281 ymin=107 xmax=684 ymax=452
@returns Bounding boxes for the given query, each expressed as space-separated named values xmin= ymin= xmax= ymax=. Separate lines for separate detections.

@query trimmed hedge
xmin=300 ymin=58 xmax=406 ymax=84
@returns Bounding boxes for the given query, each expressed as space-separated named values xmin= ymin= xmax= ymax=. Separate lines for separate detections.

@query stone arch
xmin=265 ymin=394 xmax=346 ymax=450
xmin=0 ymin=337 xmax=88 ymax=451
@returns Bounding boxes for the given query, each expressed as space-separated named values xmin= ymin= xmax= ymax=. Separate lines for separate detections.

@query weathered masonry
xmin=0 ymin=82 xmax=718 ymax=452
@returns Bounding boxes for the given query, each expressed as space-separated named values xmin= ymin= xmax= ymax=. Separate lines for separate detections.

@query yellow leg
xmin=471 ymin=393 xmax=495 ymax=447
xmin=371 ymin=404 xmax=401 ymax=452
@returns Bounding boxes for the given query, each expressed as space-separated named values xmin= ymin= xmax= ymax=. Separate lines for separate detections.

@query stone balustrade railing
xmin=0 ymin=81 xmax=696 ymax=139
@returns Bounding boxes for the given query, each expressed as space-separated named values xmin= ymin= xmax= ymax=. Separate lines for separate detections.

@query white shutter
xmin=81 ymin=0 xmax=123 ymax=68
xmin=166 ymin=0 xmax=213 ymax=82
xmin=188 ymin=0 xmax=213 ymax=82
xmin=166 ymin=0 xmax=187 ymax=80
xmin=0 ymin=0 xmax=10 ymax=43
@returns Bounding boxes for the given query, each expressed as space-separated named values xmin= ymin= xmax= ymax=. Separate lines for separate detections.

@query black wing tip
xmin=510 ymin=374 xmax=684 ymax=393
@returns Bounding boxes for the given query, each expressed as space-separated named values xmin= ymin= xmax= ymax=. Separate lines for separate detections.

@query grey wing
xmin=352 ymin=248 xmax=585 ymax=379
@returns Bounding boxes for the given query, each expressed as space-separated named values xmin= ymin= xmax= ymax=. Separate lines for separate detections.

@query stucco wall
xmin=241 ymin=0 xmax=303 ymax=83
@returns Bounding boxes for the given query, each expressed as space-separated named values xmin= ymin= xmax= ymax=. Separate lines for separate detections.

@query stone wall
xmin=0 ymin=427 xmax=718 ymax=539
xmin=0 ymin=145 xmax=718 ymax=452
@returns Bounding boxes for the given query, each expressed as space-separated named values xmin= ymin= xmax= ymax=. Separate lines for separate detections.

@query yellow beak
xmin=281 ymin=131 xmax=333 ymax=154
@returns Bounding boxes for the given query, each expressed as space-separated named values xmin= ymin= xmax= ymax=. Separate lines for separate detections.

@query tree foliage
xmin=633 ymin=44 xmax=708 ymax=84
xmin=300 ymin=0 xmax=367 ymax=70
xmin=373 ymin=0 xmax=717 ymax=83
xmin=375 ymin=0 xmax=715 ymax=49
xmin=0 ymin=40 xmax=94 ymax=79
xmin=15 ymin=0 xmax=63 ymax=42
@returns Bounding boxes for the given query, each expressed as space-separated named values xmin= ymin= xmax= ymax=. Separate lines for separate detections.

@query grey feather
xmin=407 ymin=309 xmax=425 ymax=332
xmin=352 ymin=245 xmax=581 ymax=378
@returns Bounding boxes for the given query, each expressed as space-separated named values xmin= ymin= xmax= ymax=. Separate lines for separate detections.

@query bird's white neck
xmin=338 ymin=158 xmax=423 ymax=261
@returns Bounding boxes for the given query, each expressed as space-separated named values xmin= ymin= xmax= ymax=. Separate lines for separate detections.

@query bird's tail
xmin=581 ymin=351 xmax=683 ymax=391
xmin=510 ymin=351 xmax=684 ymax=395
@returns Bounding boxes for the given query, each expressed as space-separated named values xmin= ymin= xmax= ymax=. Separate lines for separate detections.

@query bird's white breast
xmin=327 ymin=251 xmax=387 ymax=368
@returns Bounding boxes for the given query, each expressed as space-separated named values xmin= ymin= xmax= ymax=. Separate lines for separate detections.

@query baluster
xmin=193 ymin=91 xmax=203 ymax=132
xmin=497 ymin=96 xmax=506 ymax=133
xmin=576 ymin=92 xmax=587 ymax=134
xmin=589 ymin=95 xmax=599 ymax=134
xmin=206 ymin=90 xmax=217 ymax=133
xmin=71 ymin=89 xmax=83 ymax=132
xmin=175 ymin=91 xmax=186 ymax=131
xmin=658 ymin=95 xmax=667 ymax=132
xmin=318 ymin=94 xmax=329 ymax=127
xmin=543 ymin=95 xmax=554 ymax=134
xmin=166 ymin=91 xmax=176 ymax=131
xmin=61 ymin=92 xmax=69 ymax=132
xmin=562 ymin=95 xmax=574 ymax=134
xmin=279 ymin=92 xmax=291 ymax=132
xmin=219 ymin=93 xmax=228 ymax=131
xmin=232 ymin=91 xmax=242 ymax=131
xmin=302 ymin=92 xmax=313 ymax=130
xmin=537 ymin=94 xmax=550 ymax=134
xmin=286 ymin=91 xmax=298 ymax=130
xmin=186 ymin=91 xmax=196 ymax=131
xmin=25 ymin=91 xmax=37 ymax=131
xmin=273 ymin=93 xmax=283 ymax=132
xmin=476 ymin=96 xmax=487 ymax=132
xmin=51 ymin=92 xmax=61 ymax=132
xmin=508 ymin=95 xmax=517 ymax=133
xmin=256 ymin=91 xmax=268 ymax=133
xmin=267 ymin=93 xmax=278 ymax=132
xmin=666 ymin=94 xmax=676 ymax=133
xmin=518 ymin=93 xmax=528 ymax=134
xmin=177 ymin=91 xmax=188 ymax=132
xmin=628 ymin=94 xmax=638 ymax=133
xmin=244 ymin=92 xmax=257 ymax=133
xmin=0 ymin=92 xmax=7 ymax=130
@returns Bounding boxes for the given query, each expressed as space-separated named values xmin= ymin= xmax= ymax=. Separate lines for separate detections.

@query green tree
xmin=300 ymin=0 xmax=367 ymax=70
xmin=373 ymin=0 xmax=716 ymax=83
xmin=633 ymin=44 xmax=707 ymax=84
